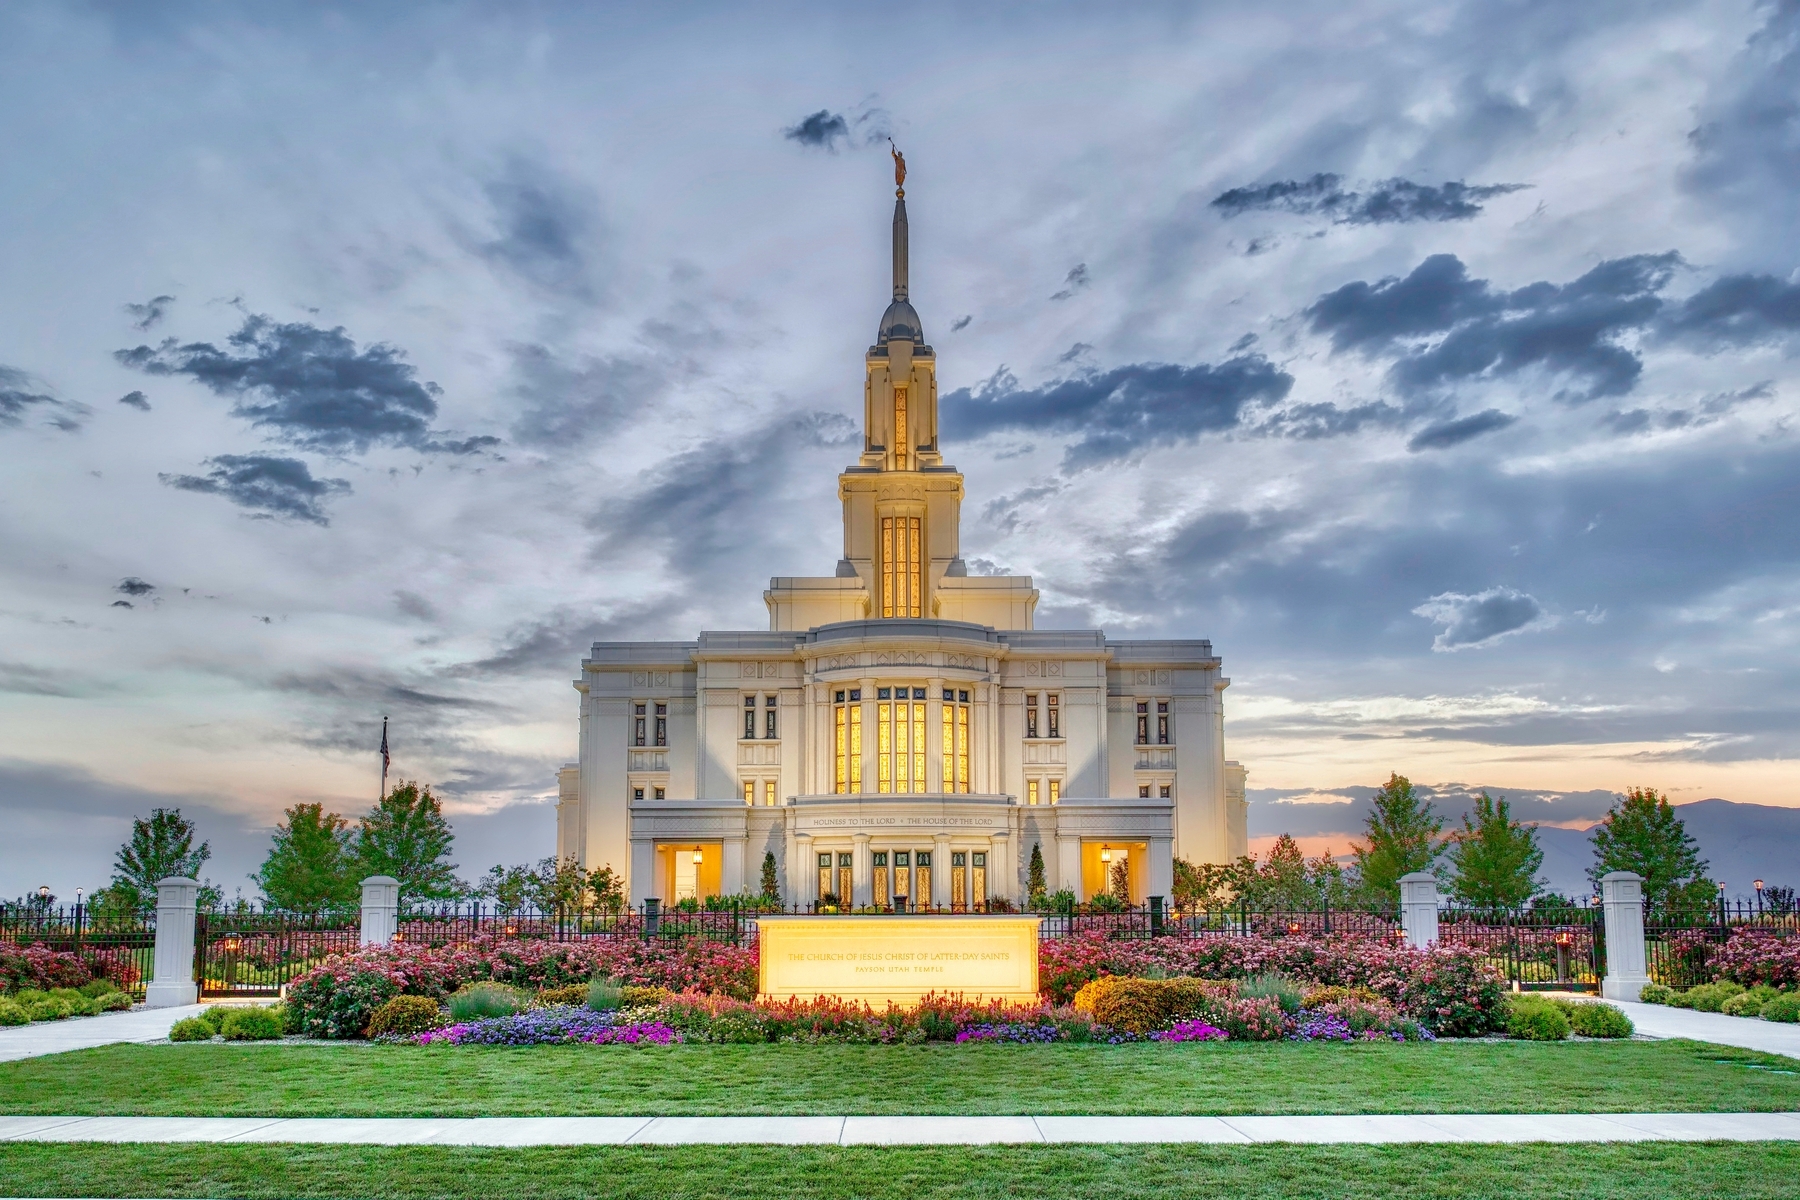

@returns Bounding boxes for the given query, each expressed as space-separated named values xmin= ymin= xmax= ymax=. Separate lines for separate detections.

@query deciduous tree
xmin=1447 ymin=793 xmax=1543 ymax=908
xmin=102 ymin=808 xmax=216 ymax=914
xmin=354 ymin=781 xmax=459 ymax=906
xmin=255 ymin=803 xmax=356 ymax=914
xmin=1589 ymin=787 xmax=1711 ymax=908
xmin=1352 ymin=773 xmax=1443 ymax=907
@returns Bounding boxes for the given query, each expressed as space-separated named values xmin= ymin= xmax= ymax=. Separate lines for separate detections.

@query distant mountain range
xmin=1534 ymin=799 xmax=1800 ymax=899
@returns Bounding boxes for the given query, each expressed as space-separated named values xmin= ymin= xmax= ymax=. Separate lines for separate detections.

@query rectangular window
xmin=1138 ymin=784 xmax=1151 ymax=798
xmin=653 ymin=786 xmax=666 ymax=800
xmin=743 ymin=695 xmax=756 ymax=739
xmin=633 ymin=702 xmax=646 ymax=747
xmin=893 ymin=850 xmax=911 ymax=907
xmin=915 ymin=851 xmax=931 ymax=907
xmin=1159 ymin=784 xmax=1171 ymax=799
xmin=833 ymin=689 xmax=862 ymax=794
xmin=1027 ymin=779 xmax=1039 ymax=806
xmin=1157 ymin=700 xmax=1169 ymax=745
xmin=877 ymin=687 xmax=925 ymax=793
xmin=817 ymin=852 xmax=832 ymax=903
xmin=837 ymin=852 xmax=854 ymax=904
xmin=1047 ymin=693 xmax=1060 ymax=738
xmin=743 ymin=779 xmax=754 ymax=806
xmin=940 ymin=689 xmax=969 ymax=793
xmin=1136 ymin=701 xmax=1149 ymax=745
xmin=1025 ymin=693 xmax=1039 ymax=739
xmin=764 ymin=779 xmax=777 ymax=807
xmin=972 ymin=851 xmax=987 ymax=910
xmin=894 ymin=385 xmax=908 ymax=455
xmin=765 ymin=695 xmax=778 ymax=740
xmin=951 ymin=851 xmax=967 ymax=913
xmin=873 ymin=851 xmax=889 ymax=908
xmin=632 ymin=786 xmax=644 ymax=803
xmin=1048 ymin=778 xmax=1060 ymax=805
xmin=880 ymin=515 xmax=923 ymax=618
xmin=654 ymin=702 xmax=667 ymax=747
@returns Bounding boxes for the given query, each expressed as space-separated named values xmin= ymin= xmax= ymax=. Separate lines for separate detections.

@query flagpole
xmin=379 ymin=716 xmax=390 ymax=803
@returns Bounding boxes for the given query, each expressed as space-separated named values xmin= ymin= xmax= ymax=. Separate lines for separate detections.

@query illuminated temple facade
xmin=556 ymin=167 xmax=1248 ymax=908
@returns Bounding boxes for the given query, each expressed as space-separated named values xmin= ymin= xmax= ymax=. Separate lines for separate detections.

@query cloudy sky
xmin=3 ymin=1 xmax=1798 ymax=897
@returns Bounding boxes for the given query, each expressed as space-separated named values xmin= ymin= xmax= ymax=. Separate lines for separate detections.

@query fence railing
xmin=0 ymin=903 xmax=158 ymax=999
xmin=1645 ymin=897 xmax=1800 ymax=987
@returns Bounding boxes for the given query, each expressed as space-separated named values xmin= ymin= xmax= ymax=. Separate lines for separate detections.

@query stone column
xmin=1056 ymin=831 xmax=1082 ymax=898
xmin=1602 ymin=871 xmax=1650 ymax=1001
xmin=722 ymin=836 xmax=747 ymax=897
xmin=145 ymin=877 xmax=199 ymax=1008
xmin=629 ymin=840 xmax=656 ymax=905
xmin=359 ymin=875 xmax=400 ymax=946
xmin=794 ymin=833 xmax=815 ymax=906
xmin=1400 ymin=872 xmax=1439 ymax=948
xmin=1147 ymin=836 xmax=1174 ymax=903
xmin=932 ymin=833 xmax=952 ymax=908
xmin=989 ymin=831 xmax=1011 ymax=905
xmin=852 ymin=833 xmax=872 ymax=907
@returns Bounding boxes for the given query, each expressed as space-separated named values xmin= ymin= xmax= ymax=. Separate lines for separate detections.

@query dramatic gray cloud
xmin=1413 ymin=587 xmax=1550 ymax=650
xmin=115 ymin=577 xmax=154 ymax=597
xmin=0 ymin=365 xmax=83 ymax=432
xmin=116 ymin=313 xmax=495 ymax=455
xmin=1307 ymin=252 xmax=1680 ymax=400
xmin=1050 ymin=263 xmax=1089 ymax=300
xmin=950 ymin=315 xmax=972 ymax=332
xmin=124 ymin=294 xmax=174 ymax=331
xmin=1406 ymin=408 xmax=1517 ymax=450
xmin=943 ymin=357 xmax=1294 ymax=468
xmin=117 ymin=390 xmax=150 ymax=411
xmin=477 ymin=162 xmax=599 ymax=299
xmin=1212 ymin=173 xmax=1529 ymax=224
xmin=784 ymin=109 xmax=850 ymax=149
xmin=1660 ymin=273 xmax=1800 ymax=348
xmin=158 ymin=454 xmax=352 ymax=525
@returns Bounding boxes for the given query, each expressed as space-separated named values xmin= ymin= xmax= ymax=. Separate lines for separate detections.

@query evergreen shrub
xmin=1761 ymin=993 xmax=1800 ymax=1023
xmin=1637 ymin=982 xmax=1675 ymax=1005
xmin=536 ymin=984 xmax=588 ymax=1007
xmin=221 ymin=1007 xmax=285 ymax=1041
xmin=0 ymin=998 xmax=26 ymax=1026
xmin=168 ymin=1016 xmax=214 ymax=1042
xmin=366 ymin=995 xmax=447 ymax=1038
xmin=1684 ymin=981 xmax=1745 ymax=1012
xmin=1505 ymin=996 xmax=1570 ymax=1040
xmin=1567 ymin=1002 xmax=1633 ymax=1038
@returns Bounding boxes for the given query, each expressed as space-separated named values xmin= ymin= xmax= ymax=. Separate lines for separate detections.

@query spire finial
xmin=889 ymin=140 xmax=906 ymax=198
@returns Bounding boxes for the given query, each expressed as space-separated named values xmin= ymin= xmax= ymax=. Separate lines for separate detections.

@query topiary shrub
xmin=447 ymin=982 xmax=528 ymax=1023
xmin=0 ymin=999 xmax=27 ymax=1027
xmin=1684 ymin=981 xmax=1745 ymax=1012
xmin=1567 ymin=1002 xmax=1633 ymax=1038
xmin=1506 ymin=996 xmax=1570 ymax=1040
xmin=1760 ymin=993 xmax=1800 ymax=1023
xmin=168 ymin=1016 xmax=215 ymax=1042
xmin=1637 ymin=982 xmax=1675 ymax=1005
xmin=220 ymin=1007 xmax=285 ymax=1041
xmin=367 ymin=995 xmax=447 ymax=1038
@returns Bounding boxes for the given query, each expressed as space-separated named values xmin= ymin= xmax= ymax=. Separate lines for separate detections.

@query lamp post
xmin=74 ymin=887 xmax=83 ymax=949
xmin=1554 ymin=930 xmax=1573 ymax=985
xmin=1755 ymin=879 xmax=1765 ymax=918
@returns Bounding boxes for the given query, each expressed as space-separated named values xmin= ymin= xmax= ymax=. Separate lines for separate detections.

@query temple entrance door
xmin=873 ymin=852 xmax=890 ymax=909
xmin=915 ymin=851 xmax=932 ymax=911
xmin=951 ymin=852 xmax=967 ymax=912
xmin=816 ymin=852 xmax=832 ymax=905
xmin=892 ymin=851 xmax=911 ymax=910
xmin=972 ymin=851 xmax=988 ymax=911
xmin=837 ymin=853 xmax=854 ymax=905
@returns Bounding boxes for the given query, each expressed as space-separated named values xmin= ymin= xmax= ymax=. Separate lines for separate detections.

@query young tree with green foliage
xmin=530 ymin=857 xmax=589 ymax=913
xmin=1027 ymin=842 xmax=1047 ymax=903
xmin=588 ymin=865 xmax=626 ymax=912
xmin=354 ymin=781 xmax=459 ymax=906
xmin=255 ymin=803 xmax=356 ymax=914
xmin=1589 ymin=786 xmax=1711 ymax=908
xmin=476 ymin=863 xmax=536 ymax=915
xmin=99 ymin=808 xmax=215 ymax=915
xmin=1447 ymin=793 xmax=1543 ymax=908
xmin=759 ymin=852 xmax=779 ymax=902
xmin=1352 ymin=773 xmax=1443 ymax=907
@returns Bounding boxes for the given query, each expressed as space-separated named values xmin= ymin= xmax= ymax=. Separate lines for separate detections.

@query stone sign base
xmin=756 ymin=915 xmax=1040 ymax=1005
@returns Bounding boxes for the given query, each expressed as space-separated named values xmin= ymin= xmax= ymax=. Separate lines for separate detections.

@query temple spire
xmin=890 ymin=142 xmax=908 ymax=301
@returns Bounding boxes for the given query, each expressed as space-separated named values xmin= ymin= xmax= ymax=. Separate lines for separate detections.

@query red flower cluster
xmin=1695 ymin=928 xmax=1800 ymax=989
xmin=0 ymin=944 xmax=137 ymax=994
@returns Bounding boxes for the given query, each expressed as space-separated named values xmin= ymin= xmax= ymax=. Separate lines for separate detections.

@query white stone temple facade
xmin=556 ymin=161 xmax=1248 ymax=909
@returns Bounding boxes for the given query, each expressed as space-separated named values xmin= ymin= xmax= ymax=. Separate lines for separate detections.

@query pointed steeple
xmin=877 ymin=143 xmax=922 ymax=345
xmin=892 ymin=193 xmax=909 ymax=301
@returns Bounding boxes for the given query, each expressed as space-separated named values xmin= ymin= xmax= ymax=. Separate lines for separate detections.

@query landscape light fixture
xmin=37 ymin=885 xmax=49 ymax=899
xmin=692 ymin=847 xmax=704 ymax=865
xmin=1755 ymin=880 xmax=1765 ymax=892
xmin=1100 ymin=845 xmax=1111 ymax=863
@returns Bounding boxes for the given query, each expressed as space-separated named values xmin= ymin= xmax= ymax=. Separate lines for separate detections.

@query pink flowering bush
xmin=1151 ymin=1019 xmax=1229 ymax=1042
xmin=1039 ymin=933 xmax=1506 ymax=1035
xmin=0 ymin=944 xmax=136 ymax=994
xmin=287 ymin=936 xmax=758 ymax=1038
xmin=1693 ymin=929 xmax=1800 ymax=990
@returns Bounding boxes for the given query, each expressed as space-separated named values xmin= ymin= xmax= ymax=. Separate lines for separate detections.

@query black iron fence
xmin=0 ymin=903 xmax=157 ymax=999
xmin=1645 ymin=897 xmax=1800 ymax=987
xmin=194 ymin=910 xmax=363 ymax=998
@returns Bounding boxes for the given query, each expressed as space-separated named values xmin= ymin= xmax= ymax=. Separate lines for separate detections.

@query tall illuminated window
xmin=743 ymin=779 xmax=754 ymax=806
xmin=940 ymin=688 xmax=970 ymax=793
xmin=1048 ymin=778 xmax=1061 ymax=805
xmin=877 ymin=686 xmax=926 ymax=793
xmin=1027 ymin=779 xmax=1039 ymax=806
xmin=833 ymin=689 xmax=862 ymax=794
xmin=764 ymin=779 xmax=778 ymax=807
xmin=893 ymin=385 xmax=908 ymax=458
xmin=880 ymin=515 xmax=922 ymax=617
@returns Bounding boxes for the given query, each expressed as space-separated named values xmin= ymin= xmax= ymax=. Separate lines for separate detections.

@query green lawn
xmin=2 ymin=1039 xmax=1796 ymax=1116
xmin=1 ymin=1143 xmax=1797 ymax=1199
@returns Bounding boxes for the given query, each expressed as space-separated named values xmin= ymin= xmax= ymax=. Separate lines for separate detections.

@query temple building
xmin=555 ymin=159 xmax=1248 ymax=908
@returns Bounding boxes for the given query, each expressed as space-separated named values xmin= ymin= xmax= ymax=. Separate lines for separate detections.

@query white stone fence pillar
xmin=1399 ymin=872 xmax=1439 ymax=949
xmin=145 ymin=876 xmax=199 ymax=1008
xmin=1602 ymin=870 xmax=1650 ymax=1001
xmin=360 ymin=875 xmax=400 ymax=946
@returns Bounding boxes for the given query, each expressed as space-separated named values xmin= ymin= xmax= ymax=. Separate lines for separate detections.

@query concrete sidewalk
xmin=1 ymin=1112 xmax=1797 ymax=1145
xmin=0 ymin=1006 xmax=206 ymax=1064
xmin=1610 ymin=1000 xmax=1800 ymax=1059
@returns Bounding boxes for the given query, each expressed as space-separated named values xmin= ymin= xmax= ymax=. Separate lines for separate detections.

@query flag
xmin=379 ymin=717 xmax=390 ymax=787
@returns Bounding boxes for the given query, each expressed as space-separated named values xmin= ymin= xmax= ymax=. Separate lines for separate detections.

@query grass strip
xmin=2 ymin=1142 xmax=1799 ymax=1199
xmin=1 ymin=1038 xmax=1796 ymax=1117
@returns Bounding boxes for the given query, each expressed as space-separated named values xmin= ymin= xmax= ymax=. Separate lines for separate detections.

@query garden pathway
xmin=0 ymin=1005 xmax=205 ymax=1064
xmin=1611 ymin=1000 xmax=1800 ymax=1059
xmin=1 ymin=1112 xmax=1797 ymax=1145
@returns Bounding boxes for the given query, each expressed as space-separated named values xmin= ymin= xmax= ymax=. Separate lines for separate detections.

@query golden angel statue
xmin=890 ymin=141 xmax=906 ymax=191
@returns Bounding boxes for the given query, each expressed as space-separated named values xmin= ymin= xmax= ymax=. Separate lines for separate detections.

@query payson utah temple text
xmin=555 ymin=159 xmax=1248 ymax=909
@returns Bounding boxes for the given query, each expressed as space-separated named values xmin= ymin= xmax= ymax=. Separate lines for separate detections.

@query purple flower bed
xmin=416 ymin=1006 xmax=619 ymax=1046
xmin=1289 ymin=1010 xmax=1436 ymax=1043
xmin=1151 ymin=1019 xmax=1229 ymax=1043
xmin=954 ymin=1023 xmax=1060 ymax=1044
xmin=587 ymin=1022 xmax=680 ymax=1045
